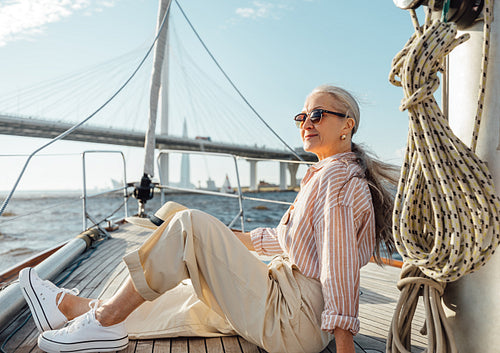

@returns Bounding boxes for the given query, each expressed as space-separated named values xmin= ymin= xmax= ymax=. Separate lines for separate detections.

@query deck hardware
xmin=394 ymin=0 xmax=484 ymax=29
xmin=133 ymin=173 xmax=156 ymax=217
xmin=450 ymin=0 xmax=484 ymax=29
xmin=394 ymin=0 xmax=426 ymax=9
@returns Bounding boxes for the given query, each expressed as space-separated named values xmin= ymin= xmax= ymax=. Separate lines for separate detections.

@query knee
xmin=188 ymin=209 xmax=217 ymax=226
xmin=187 ymin=209 xmax=232 ymax=240
xmin=170 ymin=209 xmax=214 ymax=235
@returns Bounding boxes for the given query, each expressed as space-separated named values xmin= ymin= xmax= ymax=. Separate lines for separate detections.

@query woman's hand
xmin=232 ymin=230 xmax=255 ymax=251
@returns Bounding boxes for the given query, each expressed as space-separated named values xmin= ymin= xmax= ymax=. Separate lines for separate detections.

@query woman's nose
xmin=301 ymin=117 xmax=314 ymax=129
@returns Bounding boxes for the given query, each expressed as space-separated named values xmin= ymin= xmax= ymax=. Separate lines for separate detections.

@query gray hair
xmin=309 ymin=84 xmax=360 ymax=135
xmin=310 ymin=84 xmax=399 ymax=264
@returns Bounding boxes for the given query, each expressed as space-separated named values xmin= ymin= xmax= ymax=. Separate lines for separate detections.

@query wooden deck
xmin=0 ymin=223 xmax=426 ymax=353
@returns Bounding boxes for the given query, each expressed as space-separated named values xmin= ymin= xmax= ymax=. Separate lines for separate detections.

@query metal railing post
xmin=81 ymin=151 xmax=128 ymax=231
xmin=232 ymin=155 xmax=245 ymax=232
xmin=81 ymin=153 xmax=88 ymax=230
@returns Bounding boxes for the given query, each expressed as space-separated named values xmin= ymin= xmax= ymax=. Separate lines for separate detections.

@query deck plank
xmin=189 ymin=338 xmax=207 ymax=353
xmin=124 ymin=340 xmax=137 ymax=353
xmin=152 ymin=339 xmax=170 ymax=353
xmin=205 ymin=337 xmax=224 ymax=353
xmin=0 ymin=311 xmax=35 ymax=353
xmin=171 ymin=338 xmax=189 ymax=353
xmin=221 ymin=336 xmax=243 ymax=353
xmin=238 ymin=337 xmax=260 ymax=353
xmin=135 ymin=340 xmax=154 ymax=353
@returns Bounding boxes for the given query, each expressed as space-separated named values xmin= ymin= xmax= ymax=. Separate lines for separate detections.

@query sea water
xmin=0 ymin=190 xmax=296 ymax=273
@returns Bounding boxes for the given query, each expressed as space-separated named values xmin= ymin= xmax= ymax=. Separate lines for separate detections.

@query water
xmin=0 ymin=191 xmax=296 ymax=273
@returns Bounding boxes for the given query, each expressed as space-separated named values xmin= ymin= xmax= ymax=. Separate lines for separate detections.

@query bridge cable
xmin=170 ymin=25 xmax=275 ymax=146
xmin=0 ymin=5 xmax=171 ymax=217
xmin=174 ymin=0 xmax=304 ymax=162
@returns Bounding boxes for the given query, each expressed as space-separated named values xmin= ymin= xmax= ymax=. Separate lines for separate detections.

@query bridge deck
xmin=0 ymin=114 xmax=316 ymax=161
xmin=0 ymin=223 xmax=426 ymax=353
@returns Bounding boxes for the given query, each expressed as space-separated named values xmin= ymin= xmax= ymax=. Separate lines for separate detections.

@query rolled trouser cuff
xmin=123 ymin=250 xmax=162 ymax=301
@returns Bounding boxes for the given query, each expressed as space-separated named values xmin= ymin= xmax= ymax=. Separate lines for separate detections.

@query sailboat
xmin=1 ymin=0 xmax=499 ymax=352
xmin=220 ymin=174 xmax=235 ymax=194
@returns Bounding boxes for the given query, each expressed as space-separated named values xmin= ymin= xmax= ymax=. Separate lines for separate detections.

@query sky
xmin=0 ymin=0 xmax=419 ymax=193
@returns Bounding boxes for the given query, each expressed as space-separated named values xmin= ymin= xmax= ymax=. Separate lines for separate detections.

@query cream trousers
xmin=122 ymin=209 xmax=331 ymax=353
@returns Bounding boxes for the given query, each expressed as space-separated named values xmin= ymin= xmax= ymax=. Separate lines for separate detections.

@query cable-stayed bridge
xmin=0 ymin=113 xmax=314 ymax=161
xmin=0 ymin=113 xmax=315 ymax=191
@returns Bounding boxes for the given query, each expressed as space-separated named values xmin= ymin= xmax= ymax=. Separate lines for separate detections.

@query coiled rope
xmin=387 ymin=1 xmax=500 ymax=352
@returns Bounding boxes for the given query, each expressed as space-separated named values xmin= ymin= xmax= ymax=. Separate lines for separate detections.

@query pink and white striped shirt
xmin=250 ymin=152 xmax=375 ymax=334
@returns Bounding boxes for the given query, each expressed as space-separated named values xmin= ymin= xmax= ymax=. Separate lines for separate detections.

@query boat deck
xmin=1 ymin=223 xmax=426 ymax=353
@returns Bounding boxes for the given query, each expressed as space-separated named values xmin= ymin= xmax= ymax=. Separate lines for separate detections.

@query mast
xmin=444 ymin=3 xmax=500 ymax=351
xmin=158 ymin=2 xmax=171 ymax=198
xmin=135 ymin=0 xmax=172 ymax=216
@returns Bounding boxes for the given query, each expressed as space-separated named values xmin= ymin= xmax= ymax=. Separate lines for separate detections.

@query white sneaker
xmin=38 ymin=300 xmax=129 ymax=353
xmin=19 ymin=267 xmax=79 ymax=332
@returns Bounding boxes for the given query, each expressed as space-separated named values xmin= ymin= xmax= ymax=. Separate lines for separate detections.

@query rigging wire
xmin=0 ymin=4 xmax=170 ymax=218
xmin=168 ymin=23 xmax=280 ymax=147
xmin=0 ymin=48 xmax=146 ymax=119
xmin=173 ymin=0 xmax=304 ymax=161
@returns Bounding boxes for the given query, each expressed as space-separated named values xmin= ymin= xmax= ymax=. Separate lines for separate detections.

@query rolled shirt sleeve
xmin=315 ymin=204 xmax=360 ymax=334
xmin=250 ymin=227 xmax=284 ymax=255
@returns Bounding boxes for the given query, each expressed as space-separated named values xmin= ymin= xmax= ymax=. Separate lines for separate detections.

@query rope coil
xmin=388 ymin=1 xmax=500 ymax=352
xmin=391 ymin=16 xmax=499 ymax=283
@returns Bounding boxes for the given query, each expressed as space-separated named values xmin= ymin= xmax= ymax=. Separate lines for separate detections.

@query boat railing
xmin=156 ymin=149 xmax=309 ymax=232
xmin=0 ymin=151 xmax=129 ymax=234
xmin=81 ymin=150 xmax=129 ymax=232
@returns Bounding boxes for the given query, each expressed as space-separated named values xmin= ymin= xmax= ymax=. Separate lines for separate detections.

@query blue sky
xmin=0 ymin=0 xmax=418 ymax=192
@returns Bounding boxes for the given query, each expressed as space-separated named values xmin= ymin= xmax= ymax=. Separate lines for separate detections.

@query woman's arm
xmin=333 ymin=327 xmax=355 ymax=353
xmin=232 ymin=230 xmax=255 ymax=251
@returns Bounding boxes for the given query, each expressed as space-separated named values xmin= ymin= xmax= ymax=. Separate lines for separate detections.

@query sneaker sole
xmin=19 ymin=268 xmax=53 ymax=332
xmin=38 ymin=333 xmax=129 ymax=353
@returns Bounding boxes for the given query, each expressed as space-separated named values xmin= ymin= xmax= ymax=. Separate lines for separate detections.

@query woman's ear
xmin=343 ymin=117 xmax=355 ymax=134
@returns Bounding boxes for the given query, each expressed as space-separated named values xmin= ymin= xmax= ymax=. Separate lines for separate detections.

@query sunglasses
xmin=294 ymin=109 xmax=347 ymax=128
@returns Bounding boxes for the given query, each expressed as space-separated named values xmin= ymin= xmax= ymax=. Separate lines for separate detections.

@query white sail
xmin=221 ymin=174 xmax=234 ymax=194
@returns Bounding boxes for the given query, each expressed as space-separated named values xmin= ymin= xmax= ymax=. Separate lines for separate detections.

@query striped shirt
xmin=250 ymin=152 xmax=375 ymax=334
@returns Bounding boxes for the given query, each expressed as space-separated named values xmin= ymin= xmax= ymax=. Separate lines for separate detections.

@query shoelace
xmin=55 ymin=300 xmax=99 ymax=335
xmin=55 ymin=287 xmax=80 ymax=307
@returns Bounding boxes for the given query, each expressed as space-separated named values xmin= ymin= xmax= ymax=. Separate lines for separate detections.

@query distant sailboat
xmin=220 ymin=174 xmax=234 ymax=194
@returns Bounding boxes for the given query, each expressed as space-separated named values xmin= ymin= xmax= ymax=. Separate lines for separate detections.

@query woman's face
xmin=299 ymin=92 xmax=355 ymax=160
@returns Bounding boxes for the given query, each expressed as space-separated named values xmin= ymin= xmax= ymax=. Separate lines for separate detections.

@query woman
xmin=20 ymin=85 xmax=397 ymax=353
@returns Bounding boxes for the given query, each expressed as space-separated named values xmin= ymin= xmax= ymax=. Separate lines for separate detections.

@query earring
xmin=341 ymin=134 xmax=347 ymax=140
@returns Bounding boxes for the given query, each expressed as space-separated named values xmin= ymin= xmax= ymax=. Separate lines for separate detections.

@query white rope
xmin=470 ymin=0 xmax=493 ymax=152
xmin=387 ymin=1 xmax=500 ymax=352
